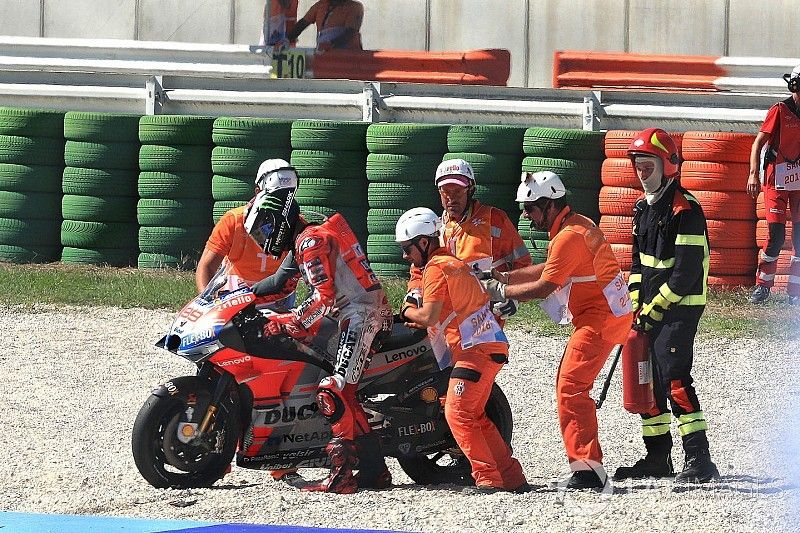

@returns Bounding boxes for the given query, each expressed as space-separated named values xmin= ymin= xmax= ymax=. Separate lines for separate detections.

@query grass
xmin=1 ymin=263 xmax=796 ymax=340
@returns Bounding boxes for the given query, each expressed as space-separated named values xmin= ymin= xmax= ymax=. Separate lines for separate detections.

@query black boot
xmin=354 ymin=433 xmax=392 ymax=490
xmin=301 ymin=438 xmax=358 ymax=494
xmin=675 ymin=431 xmax=719 ymax=483
xmin=613 ymin=433 xmax=675 ymax=481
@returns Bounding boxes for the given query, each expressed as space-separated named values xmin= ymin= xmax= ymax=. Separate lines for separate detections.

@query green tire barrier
xmin=291 ymin=150 xmax=367 ymax=180
xmin=0 ymin=164 xmax=62 ymax=193
xmin=61 ymin=194 xmax=136 ymax=223
xmin=139 ymin=145 xmax=212 ymax=173
xmin=139 ymin=115 xmax=214 ymax=145
xmin=139 ymin=171 xmax=212 ymax=199
xmin=365 ymin=153 xmax=443 ymax=182
xmin=366 ymin=123 xmax=449 ymax=154
xmin=211 ymin=146 xmax=289 ymax=176
xmin=211 ymin=174 xmax=253 ymax=202
xmin=137 ymin=198 xmax=213 ymax=226
xmin=65 ymin=140 xmax=139 ymax=170
xmin=61 ymin=246 xmax=136 ymax=266
xmin=291 ymin=120 xmax=369 ymax=151
xmin=60 ymin=220 xmax=137 ymax=249
xmin=0 ymin=217 xmax=59 ymax=245
xmin=0 ymin=191 xmax=60 ymax=219
xmin=523 ymin=127 xmax=606 ymax=160
xmin=138 ymin=252 xmax=191 ymax=269
xmin=212 ymin=117 xmax=293 ymax=148
xmin=367 ymin=234 xmax=403 ymax=263
xmin=62 ymin=167 xmax=138 ymax=197
xmin=213 ymin=201 xmax=246 ymax=223
xmin=138 ymin=225 xmax=210 ymax=254
xmin=527 ymin=242 xmax=548 ymax=265
xmin=63 ymin=112 xmax=140 ymax=142
xmin=0 ymin=108 xmax=65 ymax=138
xmin=522 ymin=156 xmax=601 ymax=190
xmin=370 ymin=261 xmax=410 ymax=279
xmin=565 ymin=189 xmax=601 ymax=223
xmin=516 ymin=219 xmax=548 ymax=242
xmin=0 ymin=244 xmax=59 ymax=263
xmin=0 ymin=135 xmax=64 ymax=166
xmin=296 ymin=177 xmax=366 ymax=206
xmin=367 ymin=208 xmax=406 ymax=234
xmin=367 ymin=182 xmax=439 ymax=210
xmin=443 ymin=152 xmax=521 ymax=184
xmin=447 ymin=124 xmax=525 ymax=155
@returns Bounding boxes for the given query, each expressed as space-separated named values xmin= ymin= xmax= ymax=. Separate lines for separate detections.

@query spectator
xmin=260 ymin=0 xmax=298 ymax=49
xmin=286 ymin=0 xmax=363 ymax=51
xmin=748 ymin=64 xmax=800 ymax=305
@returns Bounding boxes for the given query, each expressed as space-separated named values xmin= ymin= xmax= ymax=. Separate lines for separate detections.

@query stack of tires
xmin=61 ymin=112 xmax=139 ymax=266
xmin=366 ymin=123 xmax=449 ymax=278
xmin=521 ymin=127 xmax=605 ymax=264
xmin=291 ymin=120 xmax=369 ymax=245
xmin=211 ymin=117 xmax=293 ymax=222
xmin=137 ymin=115 xmax=214 ymax=269
xmin=0 ymin=107 xmax=64 ymax=263
xmin=681 ymin=131 xmax=756 ymax=288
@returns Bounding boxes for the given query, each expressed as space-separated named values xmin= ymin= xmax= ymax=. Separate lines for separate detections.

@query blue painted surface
xmin=0 ymin=513 xmax=405 ymax=533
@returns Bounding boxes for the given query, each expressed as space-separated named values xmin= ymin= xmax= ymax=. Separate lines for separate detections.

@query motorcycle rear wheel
xmin=396 ymin=383 xmax=513 ymax=486
xmin=131 ymin=377 xmax=241 ymax=489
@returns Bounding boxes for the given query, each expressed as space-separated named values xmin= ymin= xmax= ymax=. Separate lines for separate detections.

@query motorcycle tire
xmin=396 ymin=383 xmax=513 ymax=486
xmin=131 ymin=376 xmax=241 ymax=489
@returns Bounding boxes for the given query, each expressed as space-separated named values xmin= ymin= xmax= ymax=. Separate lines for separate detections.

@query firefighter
xmin=614 ymin=128 xmax=719 ymax=483
xmin=245 ymin=192 xmax=393 ymax=494
xmin=402 ymin=159 xmax=531 ymax=326
xmin=747 ymin=64 xmax=800 ymax=304
xmin=396 ymin=207 xmax=529 ymax=494
xmin=480 ymin=171 xmax=632 ymax=489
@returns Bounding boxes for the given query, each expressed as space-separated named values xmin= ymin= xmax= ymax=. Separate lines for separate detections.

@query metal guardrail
xmin=0 ymin=37 xmax=779 ymax=132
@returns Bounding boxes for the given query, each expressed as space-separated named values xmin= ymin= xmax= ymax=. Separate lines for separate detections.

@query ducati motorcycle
xmin=132 ymin=269 xmax=514 ymax=489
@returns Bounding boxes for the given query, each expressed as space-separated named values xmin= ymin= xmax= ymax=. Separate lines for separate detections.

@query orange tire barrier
xmin=709 ymin=248 xmax=757 ymax=275
xmin=688 ymin=190 xmax=755 ymax=220
xmin=756 ymin=219 xmax=793 ymax=251
xmin=611 ymin=243 xmax=632 ymax=271
xmin=553 ymin=51 xmax=725 ymax=92
xmin=313 ymin=49 xmax=511 ymax=86
xmin=598 ymin=186 xmax=640 ymax=216
xmin=680 ymin=161 xmax=749 ymax=192
xmin=707 ymin=275 xmax=753 ymax=288
xmin=601 ymin=158 xmax=640 ymax=188
xmin=599 ymin=215 xmax=633 ymax=244
xmin=706 ymin=219 xmax=756 ymax=249
xmin=681 ymin=132 xmax=755 ymax=163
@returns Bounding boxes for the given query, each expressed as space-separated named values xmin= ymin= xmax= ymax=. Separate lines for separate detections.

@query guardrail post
xmin=146 ymin=75 xmax=164 ymax=115
xmin=583 ymin=90 xmax=602 ymax=131
xmin=363 ymin=82 xmax=382 ymax=122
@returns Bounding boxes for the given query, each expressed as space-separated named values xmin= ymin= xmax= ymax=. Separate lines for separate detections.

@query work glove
xmin=492 ymin=298 xmax=518 ymax=319
xmin=481 ymin=278 xmax=507 ymax=302
xmin=472 ymin=265 xmax=507 ymax=282
xmin=634 ymin=293 xmax=670 ymax=332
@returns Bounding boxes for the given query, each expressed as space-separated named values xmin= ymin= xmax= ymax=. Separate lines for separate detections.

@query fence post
xmin=583 ymin=90 xmax=602 ymax=131
xmin=146 ymin=75 xmax=164 ymax=115
xmin=363 ymin=82 xmax=382 ymax=123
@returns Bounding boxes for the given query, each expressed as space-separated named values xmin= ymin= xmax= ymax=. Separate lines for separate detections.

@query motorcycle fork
xmin=195 ymin=366 xmax=234 ymax=438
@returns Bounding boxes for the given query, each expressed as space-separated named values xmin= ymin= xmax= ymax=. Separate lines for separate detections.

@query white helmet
xmin=255 ymin=158 xmax=298 ymax=192
xmin=395 ymin=207 xmax=442 ymax=242
xmin=435 ymin=158 xmax=476 ymax=188
xmin=516 ymin=171 xmax=566 ymax=203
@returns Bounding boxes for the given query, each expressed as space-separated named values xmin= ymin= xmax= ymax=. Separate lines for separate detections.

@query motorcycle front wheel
xmin=396 ymin=383 xmax=513 ymax=486
xmin=131 ymin=376 xmax=241 ymax=489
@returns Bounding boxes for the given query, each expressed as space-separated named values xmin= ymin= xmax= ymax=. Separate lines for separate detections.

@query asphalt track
xmin=0 ymin=512 xmax=406 ymax=533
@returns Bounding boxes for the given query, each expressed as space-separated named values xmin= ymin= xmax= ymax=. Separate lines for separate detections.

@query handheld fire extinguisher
xmin=621 ymin=326 xmax=656 ymax=413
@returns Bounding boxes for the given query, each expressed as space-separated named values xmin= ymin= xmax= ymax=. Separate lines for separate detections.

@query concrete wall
xmin=0 ymin=0 xmax=797 ymax=87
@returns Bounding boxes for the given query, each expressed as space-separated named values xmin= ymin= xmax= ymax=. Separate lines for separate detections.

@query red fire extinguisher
xmin=622 ymin=327 xmax=656 ymax=413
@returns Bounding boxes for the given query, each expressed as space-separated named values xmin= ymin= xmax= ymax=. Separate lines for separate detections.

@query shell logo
xmin=420 ymin=387 xmax=439 ymax=403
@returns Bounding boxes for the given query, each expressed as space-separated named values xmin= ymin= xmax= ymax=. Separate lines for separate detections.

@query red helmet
xmin=627 ymin=128 xmax=680 ymax=178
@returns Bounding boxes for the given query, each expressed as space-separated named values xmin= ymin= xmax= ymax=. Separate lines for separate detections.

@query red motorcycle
xmin=132 ymin=268 xmax=514 ymax=489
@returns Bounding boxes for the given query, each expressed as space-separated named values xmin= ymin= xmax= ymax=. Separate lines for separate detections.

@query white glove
xmin=481 ymin=278 xmax=506 ymax=301
xmin=492 ymin=299 xmax=518 ymax=319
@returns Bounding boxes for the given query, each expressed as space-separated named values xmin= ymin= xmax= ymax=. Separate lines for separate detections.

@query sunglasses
xmin=400 ymin=237 xmax=425 ymax=255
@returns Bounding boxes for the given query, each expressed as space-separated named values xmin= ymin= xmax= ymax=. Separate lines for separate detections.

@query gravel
xmin=1 ymin=304 xmax=798 ymax=533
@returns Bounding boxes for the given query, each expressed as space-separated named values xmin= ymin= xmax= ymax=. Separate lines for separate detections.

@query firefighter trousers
xmin=445 ymin=351 xmax=527 ymax=490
